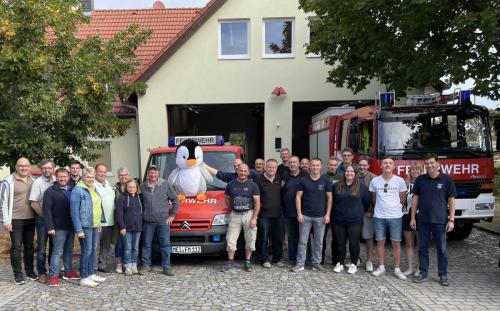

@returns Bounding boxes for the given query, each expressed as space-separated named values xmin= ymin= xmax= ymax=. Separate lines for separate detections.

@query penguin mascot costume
xmin=167 ymin=139 xmax=213 ymax=201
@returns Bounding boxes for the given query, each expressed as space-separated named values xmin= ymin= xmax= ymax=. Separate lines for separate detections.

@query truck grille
xmin=171 ymin=219 xmax=211 ymax=230
xmin=454 ymin=181 xmax=481 ymax=199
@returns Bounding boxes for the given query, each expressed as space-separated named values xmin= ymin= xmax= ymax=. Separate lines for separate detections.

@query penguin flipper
xmin=167 ymin=168 xmax=179 ymax=187
xmin=200 ymin=165 xmax=213 ymax=183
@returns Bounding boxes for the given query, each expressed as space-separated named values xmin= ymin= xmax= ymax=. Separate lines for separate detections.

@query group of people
xmin=0 ymin=146 xmax=456 ymax=288
xmin=219 ymin=147 xmax=456 ymax=286
xmin=0 ymin=157 xmax=179 ymax=288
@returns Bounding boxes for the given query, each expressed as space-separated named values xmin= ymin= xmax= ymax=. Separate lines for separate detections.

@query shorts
xmin=402 ymin=214 xmax=414 ymax=232
xmin=361 ymin=215 xmax=374 ymax=239
xmin=226 ymin=210 xmax=257 ymax=252
xmin=374 ymin=217 xmax=402 ymax=242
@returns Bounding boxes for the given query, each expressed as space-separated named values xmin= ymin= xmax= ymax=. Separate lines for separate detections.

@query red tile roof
xmin=77 ymin=5 xmax=201 ymax=82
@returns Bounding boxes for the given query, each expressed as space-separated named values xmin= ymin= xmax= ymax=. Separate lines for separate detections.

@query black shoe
xmin=413 ymin=274 xmax=428 ymax=283
xmin=439 ymin=276 xmax=449 ymax=286
xmin=140 ymin=265 xmax=152 ymax=273
xmin=14 ymin=275 xmax=25 ymax=285
xmin=98 ymin=268 xmax=112 ymax=273
xmin=222 ymin=260 xmax=235 ymax=273
xmin=244 ymin=260 xmax=253 ymax=272
xmin=163 ymin=267 xmax=175 ymax=276
xmin=26 ymin=272 xmax=38 ymax=281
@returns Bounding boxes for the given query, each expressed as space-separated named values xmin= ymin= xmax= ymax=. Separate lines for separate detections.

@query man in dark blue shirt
xmin=410 ymin=153 xmax=456 ymax=286
xmin=291 ymin=158 xmax=332 ymax=273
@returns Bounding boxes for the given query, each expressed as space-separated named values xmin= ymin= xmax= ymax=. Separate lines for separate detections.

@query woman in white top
xmin=403 ymin=163 xmax=423 ymax=276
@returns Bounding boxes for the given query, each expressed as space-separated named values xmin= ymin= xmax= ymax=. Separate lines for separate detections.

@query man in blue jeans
xmin=140 ymin=165 xmax=179 ymax=276
xmin=291 ymin=158 xmax=332 ymax=272
xmin=410 ymin=153 xmax=456 ymax=286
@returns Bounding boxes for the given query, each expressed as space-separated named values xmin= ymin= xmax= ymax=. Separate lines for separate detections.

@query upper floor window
xmin=218 ymin=20 xmax=250 ymax=59
xmin=307 ymin=17 xmax=320 ymax=58
xmin=263 ymin=18 xmax=295 ymax=58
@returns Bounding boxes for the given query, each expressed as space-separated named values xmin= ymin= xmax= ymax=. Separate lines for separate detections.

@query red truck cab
xmin=145 ymin=141 xmax=242 ymax=255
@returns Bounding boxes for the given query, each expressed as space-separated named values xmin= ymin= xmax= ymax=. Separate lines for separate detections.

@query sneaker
xmin=38 ymin=273 xmax=48 ymax=284
xmin=394 ymin=269 xmax=407 ymax=280
xmin=26 ymin=272 xmax=38 ymax=281
xmin=140 ymin=265 xmax=152 ymax=273
xmin=125 ymin=266 xmax=133 ymax=276
xmin=290 ymin=264 xmax=304 ymax=272
xmin=372 ymin=267 xmax=385 ymax=277
xmin=414 ymin=270 xmax=420 ymax=277
xmin=403 ymin=269 xmax=414 ymax=276
xmin=262 ymin=261 xmax=272 ymax=268
xmin=131 ymin=263 xmax=139 ymax=274
xmin=244 ymin=260 xmax=253 ymax=272
xmin=357 ymin=259 xmax=361 ymax=267
xmin=439 ymin=276 xmax=449 ymax=286
xmin=365 ymin=261 xmax=373 ymax=272
xmin=80 ymin=277 xmax=98 ymax=288
xmin=347 ymin=264 xmax=357 ymax=274
xmin=163 ymin=267 xmax=175 ymax=276
xmin=115 ymin=263 xmax=123 ymax=274
xmin=312 ymin=264 xmax=326 ymax=272
xmin=98 ymin=268 xmax=112 ymax=273
xmin=48 ymin=276 xmax=59 ymax=287
xmin=14 ymin=275 xmax=25 ymax=285
xmin=413 ymin=274 xmax=428 ymax=283
xmin=62 ymin=271 xmax=81 ymax=280
xmin=222 ymin=261 xmax=235 ymax=273
xmin=274 ymin=261 xmax=285 ymax=268
xmin=89 ymin=274 xmax=106 ymax=283
xmin=333 ymin=263 xmax=344 ymax=273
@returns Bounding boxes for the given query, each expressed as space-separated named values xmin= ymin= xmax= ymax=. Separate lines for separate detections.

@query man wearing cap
xmin=140 ymin=165 xmax=179 ymax=276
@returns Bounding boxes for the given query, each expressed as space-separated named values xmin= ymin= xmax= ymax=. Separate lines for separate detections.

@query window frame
xmin=262 ymin=18 xmax=295 ymax=59
xmin=218 ymin=19 xmax=251 ymax=60
xmin=306 ymin=16 xmax=321 ymax=58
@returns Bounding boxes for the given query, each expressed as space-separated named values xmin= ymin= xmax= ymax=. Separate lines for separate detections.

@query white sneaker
xmin=414 ymin=270 xmax=420 ymax=277
xmin=365 ymin=261 xmax=373 ymax=272
xmin=333 ymin=263 xmax=344 ymax=273
xmin=131 ymin=263 xmax=139 ymax=274
xmin=125 ymin=267 xmax=133 ymax=276
xmin=89 ymin=274 xmax=106 ymax=283
xmin=403 ymin=269 xmax=414 ymax=276
xmin=115 ymin=263 xmax=123 ymax=274
xmin=80 ymin=277 xmax=98 ymax=288
xmin=347 ymin=264 xmax=357 ymax=274
xmin=394 ymin=269 xmax=407 ymax=280
xmin=372 ymin=267 xmax=385 ymax=276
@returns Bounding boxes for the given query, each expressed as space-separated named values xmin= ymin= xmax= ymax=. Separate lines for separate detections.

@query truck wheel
xmin=447 ymin=221 xmax=473 ymax=240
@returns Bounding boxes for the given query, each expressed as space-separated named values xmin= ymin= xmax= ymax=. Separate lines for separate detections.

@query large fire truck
xmin=309 ymin=91 xmax=495 ymax=240
xmin=145 ymin=136 xmax=242 ymax=255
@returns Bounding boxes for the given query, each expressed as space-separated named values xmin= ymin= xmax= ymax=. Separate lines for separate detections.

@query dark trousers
xmin=35 ymin=215 xmax=53 ymax=274
xmin=256 ymin=217 xmax=283 ymax=263
xmin=98 ymin=226 xmax=114 ymax=271
xmin=418 ymin=222 xmax=448 ymax=278
xmin=322 ymin=222 xmax=335 ymax=264
xmin=333 ymin=222 xmax=362 ymax=265
xmin=10 ymin=219 xmax=36 ymax=277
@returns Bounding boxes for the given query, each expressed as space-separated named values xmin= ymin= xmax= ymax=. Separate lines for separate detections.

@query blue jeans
xmin=374 ymin=217 xmax=403 ymax=241
xmin=123 ymin=231 xmax=141 ymax=265
xmin=297 ymin=216 xmax=325 ymax=265
xmin=418 ymin=222 xmax=448 ymax=278
xmin=35 ymin=216 xmax=53 ymax=274
xmin=79 ymin=227 xmax=99 ymax=279
xmin=115 ymin=235 xmax=124 ymax=262
xmin=49 ymin=230 xmax=75 ymax=278
xmin=141 ymin=221 xmax=171 ymax=268
xmin=256 ymin=217 xmax=283 ymax=263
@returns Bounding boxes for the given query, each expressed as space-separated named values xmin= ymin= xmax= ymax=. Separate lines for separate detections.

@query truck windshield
xmin=378 ymin=107 xmax=492 ymax=158
xmin=148 ymin=151 xmax=236 ymax=190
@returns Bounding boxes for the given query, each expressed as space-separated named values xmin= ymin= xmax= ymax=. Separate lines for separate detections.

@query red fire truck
xmin=145 ymin=136 xmax=242 ymax=255
xmin=309 ymin=91 xmax=495 ymax=240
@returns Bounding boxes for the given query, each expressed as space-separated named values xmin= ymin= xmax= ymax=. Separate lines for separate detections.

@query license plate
xmin=171 ymin=246 xmax=202 ymax=254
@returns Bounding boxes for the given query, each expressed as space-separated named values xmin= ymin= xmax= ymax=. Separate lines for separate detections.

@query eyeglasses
xmin=384 ymin=183 xmax=388 ymax=193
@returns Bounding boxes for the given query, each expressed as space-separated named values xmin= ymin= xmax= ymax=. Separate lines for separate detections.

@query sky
xmin=94 ymin=0 xmax=499 ymax=109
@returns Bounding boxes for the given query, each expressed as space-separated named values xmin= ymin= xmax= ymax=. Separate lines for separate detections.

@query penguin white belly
xmin=178 ymin=168 xmax=204 ymax=196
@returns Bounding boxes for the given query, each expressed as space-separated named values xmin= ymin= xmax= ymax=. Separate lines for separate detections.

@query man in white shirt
xmin=369 ymin=157 xmax=407 ymax=280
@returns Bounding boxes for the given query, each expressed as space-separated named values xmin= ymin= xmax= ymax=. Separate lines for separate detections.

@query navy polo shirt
xmin=412 ymin=173 xmax=457 ymax=224
xmin=297 ymin=175 xmax=332 ymax=217
xmin=282 ymin=171 xmax=307 ymax=218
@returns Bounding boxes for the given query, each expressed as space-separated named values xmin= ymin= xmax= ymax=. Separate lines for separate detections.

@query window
xmin=218 ymin=20 xmax=250 ymax=59
xmin=306 ymin=17 xmax=320 ymax=57
xmin=263 ymin=18 xmax=294 ymax=58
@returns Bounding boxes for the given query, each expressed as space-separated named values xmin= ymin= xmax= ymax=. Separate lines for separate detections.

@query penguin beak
xmin=187 ymin=159 xmax=196 ymax=167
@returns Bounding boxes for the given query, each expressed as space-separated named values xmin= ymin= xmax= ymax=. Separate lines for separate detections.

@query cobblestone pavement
xmin=0 ymin=228 xmax=498 ymax=311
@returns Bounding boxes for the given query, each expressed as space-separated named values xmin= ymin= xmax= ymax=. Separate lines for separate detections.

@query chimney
xmin=153 ymin=1 xmax=166 ymax=9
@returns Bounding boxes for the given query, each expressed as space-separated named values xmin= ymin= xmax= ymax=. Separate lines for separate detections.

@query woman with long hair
xmin=403 ymin=163 xmax=423 ymax=276
xmin=332 ymin=165 xmax=371 ymax=274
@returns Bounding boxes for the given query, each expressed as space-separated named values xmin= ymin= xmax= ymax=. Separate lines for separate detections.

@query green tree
xmin=299 ymin=0 xmax=500 ymax=99
xmin=0 ymin=0 xmax=151 ymax=171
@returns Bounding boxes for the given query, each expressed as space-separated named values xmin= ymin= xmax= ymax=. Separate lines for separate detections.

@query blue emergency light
xmin=460 ymin=90 xmax=471 ymax=103
xmin=212 ymin=235 xmax=221 ymax=242
xmin=379 ymin=92 xmax=395 ymax=107
xmin=168 ymin=135 xmax=225 ymax=147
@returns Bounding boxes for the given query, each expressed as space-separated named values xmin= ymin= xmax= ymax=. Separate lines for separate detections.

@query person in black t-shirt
xmin=277 ymin=148 xmax=291 ymax=180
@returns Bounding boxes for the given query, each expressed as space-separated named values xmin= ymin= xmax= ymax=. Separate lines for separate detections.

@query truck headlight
xmin=475 ymin=203 xmax=494 ymax=210
xmin=212 ymin=214 xmax=229 ymax=226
